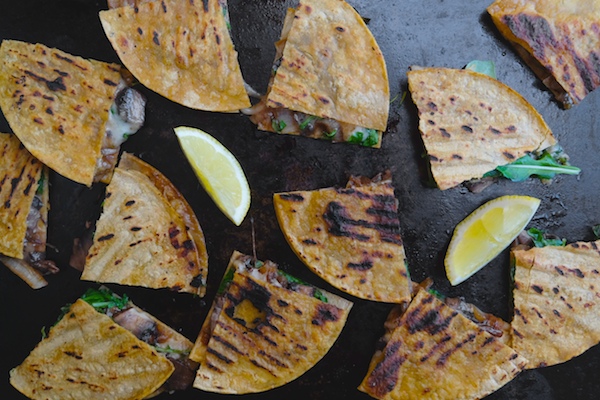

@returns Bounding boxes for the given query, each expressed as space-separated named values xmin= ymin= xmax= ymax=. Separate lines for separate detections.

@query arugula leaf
xmin=299 ymin=115 xmax=319 ymax=130
xmin=348 ymin=129 xmax=379 ymax=147
xmin=218 ymin=267 xmax=235 ymax=294
xmin=527 ymin=228 xmax=566 ymax=247
xmin=81 ymin=287 xmax=130 ymax=313
xmin=271 ymin=119 xmax=287 ymax=133
xmin=485 ymin=152 xmax=580 ymax=182
xmin=278 ymin=270 xmax=328 ymax=303
xmin=465 ymin=60 xmax=497 ymax=79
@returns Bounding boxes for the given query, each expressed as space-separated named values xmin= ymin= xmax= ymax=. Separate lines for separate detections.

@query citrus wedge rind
xmin=445 ymin=195 xmax=540 ymax=285
xmin=174 ymin=126 xmax=250 ymax=226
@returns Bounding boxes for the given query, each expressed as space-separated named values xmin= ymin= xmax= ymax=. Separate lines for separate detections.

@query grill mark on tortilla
xmin=23 ymin=70 xmax=66 ymax=92
xmin=137 ymin=27 xmax=143 ymax=35
xmin=4 ymin=164 xmax=26 ymax=208
xmin=531 ymin=285 xmax=544 ymax=294
xmin=279 ymin=193 xmax=304 ymax=202
xmin=302 ymin=238 xmax=317 ymax=245
xmin=311 ymin=303 xmax=341 ymax=326
xmin=337 ymin=187 xmax=372 ymax=199
xmin=153 ymin=31 xmax=160 ymax=46
xmin=258 ymin=349 xmax=288 ymax=368
xmin=161 ymin=0 xmax=167 ymax=12
xmin=103 ymin=79 xmax=117 ymax=86
xmin=461 ymin=125 xmax=473 ymax=133
xmin=97 ymin=233 xmax=115 ymax=241
xmin=63 ymin=351 xmax=83 ymax=359
xmin=202 ymin=0 xmax=209 ymax=12
xmin=347 ymin=260 xmax=373 ymax=271
xmin=419 ymin=334 xmax=452 ymax=363
xmin=207 ymin=347 xmax=233 ymax=364
xmin=439 ymin=128 xmax=451 ymax=138
xmin=482 ymin=336 xmax=494 ymax=347
xmin=125 ymin=200 xmax=135 ymax=206
xmin=53 ymin=69 xmax=69 ymax=77
xmin=212 ymin=334 xmax=244 ymax=355
xmin=249 ymin=358 xmax=277 ymax=376
xmin=405 ymin=304 xmax=457 ymax=336
xmin=366 ymin=340 xmax=405 ymax=397
xmin=503 ymin=151 xmax=515 ymax=160
xmin=436 ymin=333 xmax=477 ymax=367
xmin=206 ymin=361 xmax=222 ymax=372
xmin=52 ymin=53 xmax=88 ymax=71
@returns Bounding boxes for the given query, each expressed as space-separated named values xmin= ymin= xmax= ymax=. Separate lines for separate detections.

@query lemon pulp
xmin=445 ymin=195 xmax=540 ymax=285
xmin=174 ymin=126 xmax=250 ymax=226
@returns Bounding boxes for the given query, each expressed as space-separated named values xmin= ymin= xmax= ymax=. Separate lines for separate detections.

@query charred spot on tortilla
xmin=189 ymin=251 xmax=352 ymax=394
xmin=100 ymin=0 xmax=250 ymax=112
xmin=0 ymin=40 xmax=146 ymax=186
xmin=245 ymin=0 xmax=389 ymax=147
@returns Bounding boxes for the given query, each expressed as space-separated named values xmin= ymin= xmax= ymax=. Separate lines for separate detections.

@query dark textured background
xmin=1 ymin=1 xmax=600 ymax=399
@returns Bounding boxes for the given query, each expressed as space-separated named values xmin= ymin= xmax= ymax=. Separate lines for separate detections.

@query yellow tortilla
xmin=512 ymin=240 xmax=600 ymax=368
xmin=191 ymin=251 xmax=352 ymax=394
xmin=0 ymin=40 xmax=122 ymax=186
xmin=99 ymin=0 xmax=250 ymax=112
xmin=81 ymin=160 xmax=206 ymax=295
xmin=488 ymin=0 xmax=600 ymax=108
xmin=266 ymin=0 xmax=389 ymax=131
xmin=10 ymin=299 xmax=174 ymax=400
xmin=0 ymin=133 xmax=43 ymax=259
xmin=359 ymin=289 xmax=528 ymax=400
xmin=407 ymin=67 xmax=556 ymax=190
xmin=273 ymin=175 xmax=411 ymax=303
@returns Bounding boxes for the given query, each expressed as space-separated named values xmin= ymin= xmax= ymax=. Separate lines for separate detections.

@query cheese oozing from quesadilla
xmin=190 ymin=251 xmax=353 ymax=394
xmin=245 ymin=0 xmax=389 ymax=147
xmin=359 ymin=288 xmax=527 ymax=400
xmin=0 ymin=40 xmax=146 ymax=186
xmin=488 ymin=0 xmax=600 ymax=108
xmin=511 ymin=240 xmax=600 ymax=368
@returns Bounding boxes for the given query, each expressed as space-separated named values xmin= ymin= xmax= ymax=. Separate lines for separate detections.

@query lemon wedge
xmin=174 ymin=126 xmax=250 ymax=226
xmin=445 ymin=195 xmax=540 ymax=285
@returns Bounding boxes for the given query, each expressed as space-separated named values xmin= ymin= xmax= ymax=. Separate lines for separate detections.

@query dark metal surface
xmin=2 ymin=1 xmax=600 ymax=399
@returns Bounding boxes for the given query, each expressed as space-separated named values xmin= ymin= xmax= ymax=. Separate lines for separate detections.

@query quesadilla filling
xmin=94 ymin=80 xmax=146 ymax=183
xmin=243 ymin=8 xmax=382 ymax=147
xmin=79 ymin=288 xmax=197 ymax=393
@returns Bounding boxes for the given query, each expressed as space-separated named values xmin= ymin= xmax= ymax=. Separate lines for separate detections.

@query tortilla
xmin=190 ymin=251 xmax=352 ymax=394
xmin=99 ymin=0 xmax=250 ymax=112
xmin=10 ymin=299 xmax=174 ymax=400
xmin=511 ymin=240 xmax=600 ymax=368
xmin=0 ymin=133 xmax=43 ymax=259
xmin=0 ymin=40 xmax=123 ymax=186
xmin=248 ymin=0 xmax=389 ymax=146
xmin=359 ymin=289 xmax=528 ymax=400
xmin=273 ymin=174 xmax=411 ymax=303
xmin=488 ymin=0 xmax=600 ymax=108
xmin=81 ymin=155 xmax=206 ymax=295
xmin=407 ymin=67 xmax=557 ymax=190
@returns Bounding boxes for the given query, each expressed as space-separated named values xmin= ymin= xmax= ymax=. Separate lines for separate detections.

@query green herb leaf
xmin=323 ymin=129 xmax=338 ymax=139
xmin=41 ymin=326 xmax=47 ymax=339
xmin=254 ymin=260 xmax=264 ymax=269
xmin=80 ymin=287 xmax=130 ymax=314
xmin=277 ymin=270 xmax=328 ymax=303
xmin=299 ymin=115 xmax=318 ymax=129
xmin=485 ymin=152 xmax=580 ymax=182
xmin=465 ymin=60 xmax=497 ymax=79
xmin=427 ymin=288 xmax=446 ymax=300
xmin=271 ymin=119 xmax=287 ymax=133
xmin=123 ymin=133 xmax=132 ymax=140
xmin=348 ymin=129 xmax=379 ymax=147
xmin=154 ymin=345 xmax=191 ymax=356
xmin=527 ymin=228 xmax=566 ymax=248
xmin=593 ymin=224 xmax=600 ymax=239
xmin=36 ymin=170 xmax=46 ymax=195
xmin=218 ymin=267 xmax=235 ymax=294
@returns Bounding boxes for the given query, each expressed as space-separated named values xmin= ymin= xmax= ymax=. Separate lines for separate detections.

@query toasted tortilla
xmin=359 ymin=289 xmax=527 ymax=400
xmin=81 ymin=156 xmax=206 ymax=295
xmin=273 ymin=174 xmax=411 ymax=303
xmin=407 ymin=67 xmax=557 ymax=190
xmin=267 ymin=0 xmax=389 ymax=131
xmin=0 ymin=40 xmax=123 ymax=186
xmin=191 ymin=251 xmax=352 ymax=394
xmin=0 ymin=133 xmax=43 ymax=259
xmin=511 ymin=240 xmax=600 ymax=368
xmin=10 ymin=299 xmax=174 ymax=400
xmin=99 ymin=0 xmax=250 ymax=112
xmin=488 ymin=0 xmax=600 ymax=108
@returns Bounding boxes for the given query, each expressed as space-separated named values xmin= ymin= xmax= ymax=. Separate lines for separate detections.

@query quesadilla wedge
xmin=488 ymin=0 xmax=600 ymax=108
xmin=246 ymin=0 xmax=389 ymax=147
xmin=99 ymin=0 xmax=250 ymax=112
xmin=407 ymin=66 xmax=561 ymax=190
xmin=190 ymin=251 xmax=353 ymax=394
xmin=10 ymin=298 xmax=174 ymax=400
xmin=0 ymin=40 xmax=146 ymax=186
xmin=511 ymin=239 xmax=600 ymax=368
xmin=81 ymin=153 xmax=208 ymax=295
xmin=359 ymin=287 xmax=527 ymax=400
xmin=273 ymin=173 xmax=411 ymax=303
xmin=0 ymin=133 xmax=57 ymax=289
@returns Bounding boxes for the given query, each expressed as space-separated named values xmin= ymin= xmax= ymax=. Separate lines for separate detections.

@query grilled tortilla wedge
xmin=488 ymin=0 xmax=600 ymax=108
xmin=81 ymin=153 xmax=207 ymax=295
xmin=273 ymin=173 xmax=411 ymax=303
xmin=0 ymin=40 xmax=145 ymax=186
xmin=359 ymin=288 xmax=527 ymax=400
xmin=10 ymin=299 xmax=174 ymax=400
xmin=190 ymin=251 xmax=352 ymax=394
xmin=407 ymin=66 xmax=556 ymax=190
xmin=511 ymin=240 xmax=600 ymax=368
xmin=248 ymin=0 xmax=389 ymax=147
xmin=100 ymin=0 xmax=250 ymax=112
